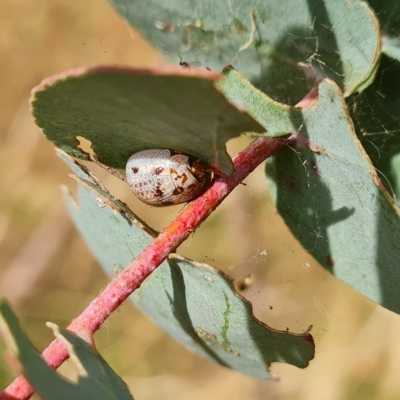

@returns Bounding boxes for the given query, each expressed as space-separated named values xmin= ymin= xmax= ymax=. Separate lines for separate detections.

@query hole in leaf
xmin=76 ymin=136 xmax=95 ymax=158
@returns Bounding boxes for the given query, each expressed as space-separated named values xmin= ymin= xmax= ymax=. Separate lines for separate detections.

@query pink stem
xmin=1 ymin=136 xmax=286 ymax=400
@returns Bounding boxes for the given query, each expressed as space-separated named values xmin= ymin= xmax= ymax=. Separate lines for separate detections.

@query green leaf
xmin=218 ymin=66 xmax=303 ymax=136
xmin=133 ymin=254 xmax=314 ymax=379
xmin=59 ymin=150 xmax=159 ymax=270
xmin=110 ymin=0 xmax=380 ymax=102
xmin=60 ymin=150 xmax=314 ymax=379
xmin=215 ymin=66 xmax=400 ymax=312
xmin=264 ymin=79 xmax=400 ymax=313
xmin=0 ymin=302 xmax=134 ymax=400
xmin=30 ymin=66 xmax=264 ymax=175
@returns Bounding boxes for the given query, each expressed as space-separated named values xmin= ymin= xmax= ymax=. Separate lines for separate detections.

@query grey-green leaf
xmin=0 ymin=302 xmax=134 ymax=400
xmin=110 ymin=0 xmax=380 ymax=102
xmin=30 ymin=66 xmax=264 ymax=176
xmin=59 ymin=150 xmax=159 ymax=270
xmin=60 ymin=150 xmax=314 ymax=379
xmin=218 ymin=66 xmax=303 ymax=137
xmin=215 ymin=66 xmax=400 ymax=312
xmin=133 ymin=254 xmax=314 ymax=379
xmin=265 ymin=79 xmax=400 ymax=313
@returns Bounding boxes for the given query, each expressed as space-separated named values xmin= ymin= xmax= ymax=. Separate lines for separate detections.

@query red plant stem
xmin=1 ymin=136 xmax=286 ymax=400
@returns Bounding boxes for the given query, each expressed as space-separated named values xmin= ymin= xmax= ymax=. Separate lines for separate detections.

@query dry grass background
xmin=1 ymin=1 xmax=400 ymax=399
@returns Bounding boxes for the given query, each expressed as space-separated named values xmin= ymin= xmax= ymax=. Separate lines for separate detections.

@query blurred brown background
xmin=1 ymin=1 xmax=400 ymax=399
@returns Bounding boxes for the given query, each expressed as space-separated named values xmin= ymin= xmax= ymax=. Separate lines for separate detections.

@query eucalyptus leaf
xmin=133 ymin=254 xmax=314 ymax=379
xmin=110 ymin=0 xmax=380 ymax=102
xmin=265 ymin=79 xmax=400 ymax=313
xmin=218 ymin=66 xmax=303 ymax=136
xmin=30 ymin=66 xmax=264 ymax=176
xmin=0 ymin=302 xmax=134 ymax=400
xmin=59 ymin=149 xmax=159 ymax=270
xmin=216 ymin=66 xmax=400 ymax=312
xmin=60 ymin=150 xmax=314 ymax=379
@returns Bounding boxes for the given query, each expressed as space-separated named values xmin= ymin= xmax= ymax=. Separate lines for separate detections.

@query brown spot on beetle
xmin=180 ymin=173 xmax=188 ymax=184
xmin=155 ymin=186 xmax=164 ymax=198
xmin=172 ymin=188 xmax=181 ymax=196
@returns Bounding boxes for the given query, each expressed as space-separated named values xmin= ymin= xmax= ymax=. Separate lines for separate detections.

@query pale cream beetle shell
xmin=126 ymin=149 xmax=211 ymax=206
